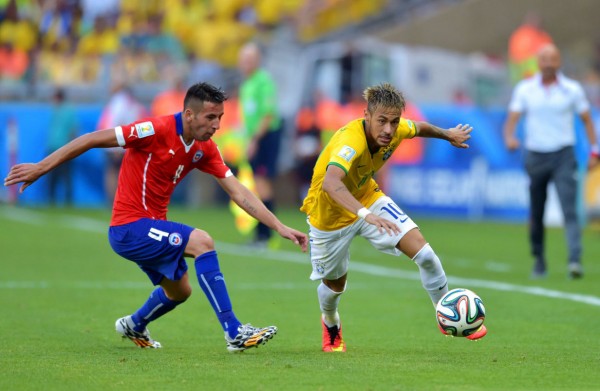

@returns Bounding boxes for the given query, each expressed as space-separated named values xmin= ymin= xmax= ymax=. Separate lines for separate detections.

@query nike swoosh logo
xmin=399 ymin=217 xmax=408 ymax=223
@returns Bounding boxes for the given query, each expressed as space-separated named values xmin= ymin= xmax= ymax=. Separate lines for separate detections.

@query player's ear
xmin=184 ymin=108 xmax=193 ymax=121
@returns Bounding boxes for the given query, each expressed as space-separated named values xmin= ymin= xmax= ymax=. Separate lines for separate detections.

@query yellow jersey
xmin=300 ymin=118 xmax=417 ymax=230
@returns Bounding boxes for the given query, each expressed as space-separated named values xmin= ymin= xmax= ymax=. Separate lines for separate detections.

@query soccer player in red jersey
xmin=4 ymin=82 xmax=308 ymax=351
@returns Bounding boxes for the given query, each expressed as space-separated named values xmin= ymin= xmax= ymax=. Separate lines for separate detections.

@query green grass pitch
xmin=1 ymin=205 xmax=599 ymax=390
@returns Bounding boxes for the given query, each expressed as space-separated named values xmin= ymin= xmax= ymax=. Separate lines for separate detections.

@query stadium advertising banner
xmin=0 ymin=103 xmax=106 ymax=206
xmin=388 ymin=160 xmax=530 ymax=221
xmin=0 ymin=104 xmax=597 ymax=223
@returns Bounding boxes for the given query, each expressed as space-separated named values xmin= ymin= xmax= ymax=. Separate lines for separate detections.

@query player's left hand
xmin=364 ymin=213 xmax=401 ymax=236
xmin=277 ymin=226 xmax=309 ymax=252
xmin=447 ymin=124 xmax=472 ymax=148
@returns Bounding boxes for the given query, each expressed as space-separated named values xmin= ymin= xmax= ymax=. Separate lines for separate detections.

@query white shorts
xmin=308 ymin=196 xmax=418 ymax=280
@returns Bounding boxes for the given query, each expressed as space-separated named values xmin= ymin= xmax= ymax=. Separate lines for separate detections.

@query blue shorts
xmin=250 ymin=125 xmax=281 ymax=178
xmin=108 ymin=218 xmax=195 ymax=285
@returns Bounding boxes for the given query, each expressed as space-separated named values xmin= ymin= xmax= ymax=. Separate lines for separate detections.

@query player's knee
xmin=172 ymin=288 xmax=192 ymax=302
xmin=412 ymin=243 xmax=440 ymax=270
xmin=178 ymin=285 xmax=192 ymax=301
xmin=186 ymin=229 xmax=215 ymax=258
xmin=323 ymin=277 xmax=347 ymax=293
xmin=164 ymin=284 xmax=192 ymax=302
xmin=396 ymin=227 xmax=427 ymax=257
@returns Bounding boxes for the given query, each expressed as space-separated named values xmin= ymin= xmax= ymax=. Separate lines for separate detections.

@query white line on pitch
xmin=2 ymin=206 xmax=600 ymax=307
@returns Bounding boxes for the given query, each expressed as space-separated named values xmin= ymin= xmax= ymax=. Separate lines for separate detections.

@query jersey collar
xmin=362 ymin=119 xmax=377 ymax=156
xmin=535 ymin=72 xmax=565 ymax=87
xmin=174 ymin=112 xmax=183 ymax=135
xmin=175 ymin=112 xmax=195 ymax=152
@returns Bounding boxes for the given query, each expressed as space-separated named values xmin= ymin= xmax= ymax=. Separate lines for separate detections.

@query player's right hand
xmin=3 ymin=163 xmax=43 ymax=193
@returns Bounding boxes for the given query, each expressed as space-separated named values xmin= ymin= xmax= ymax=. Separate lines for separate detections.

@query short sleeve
xmin=508 ymin=81 xmax=527 ymax=113
xmin=572 ymin=82 xmax=590 ymax=114
xmin=326 ymin=129 xmax=365 ymax=174
xmin=399 ymin=118 xmax=417 ymax=139
xmin=116 ymin=119 xmax=158 ymax=149
xmin=197 ymin=141 xmax=232 ymax=178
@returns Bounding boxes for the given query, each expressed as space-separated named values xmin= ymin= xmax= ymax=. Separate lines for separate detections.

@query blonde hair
xmin=363 ymin=83 xmax=405 ymax=114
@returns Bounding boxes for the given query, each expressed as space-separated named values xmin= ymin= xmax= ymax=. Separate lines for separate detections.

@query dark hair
xmin=184 ymin=82 xmax=228 ymax=108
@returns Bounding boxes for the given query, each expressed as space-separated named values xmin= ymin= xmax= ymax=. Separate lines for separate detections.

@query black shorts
xmin=249 ymin=125 xmax=282 ymax=178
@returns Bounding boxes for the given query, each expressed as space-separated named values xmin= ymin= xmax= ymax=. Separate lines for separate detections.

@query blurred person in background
xmin=300 ymin=83 xmax=482 ymax=352
xmin=0 ymin=0 xmax=36 ymax=83
xmin=78 ymin=0 xmax=119 ymax=31
xmin=508 ymin=11 xmax=553 ymax=84
xmin=98 ymin=78 xmax=148 ymax=206
xmin=0 ymin=41 xmax=28 ymax=81
xmin=76 ymin=15 xmax=119 ymax=57
xmin=293 ymin=104 xmax=321 ymax=203
xmin=38 ymin=0 xmax=81 ymax=52
xmin=151 ymin=71 xmax=187 ymax=117
xmin=4 ymin=82 xmax=308 ymax=352
xmin=46 ymin=87 xmax=78 ymax=206
xmin=503 ymin=44 xmax=599 ymax=279
xmin=238 ymin=42 xmax=282 ymax=248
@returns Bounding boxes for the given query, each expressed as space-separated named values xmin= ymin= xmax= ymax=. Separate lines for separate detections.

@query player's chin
xmin=378 ymin=138 xmax=392 ymax=147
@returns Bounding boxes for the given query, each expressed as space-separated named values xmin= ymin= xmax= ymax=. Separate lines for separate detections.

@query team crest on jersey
xmin=134 ymin=122 xmax=155 ymax=138
xmin=337 ymin=145 xmax=356 ymax=162
xmin=168 ymin=232 xmax=183 ymax=246
xmin=192 ymin=151 xmax=204 ymax=162
xmin=382 ymin=143 xmax=397 ymax=161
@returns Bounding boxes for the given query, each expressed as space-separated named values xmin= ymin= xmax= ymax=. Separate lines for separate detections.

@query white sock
xmin=318 ymin=282 xmax=344 ymax=327
xmin=412 ymin=243 xmax=448 ymax=306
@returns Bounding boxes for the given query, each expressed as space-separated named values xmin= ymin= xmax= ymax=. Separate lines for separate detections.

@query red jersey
xmin=110 ymin=112 xmax=232 ymax=226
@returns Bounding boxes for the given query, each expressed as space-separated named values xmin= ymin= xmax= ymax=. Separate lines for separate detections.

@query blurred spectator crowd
xmin=0 ymin=0 xmax=303 ymax=95
xmin=0 ymin=0 xmax=386 ymax=102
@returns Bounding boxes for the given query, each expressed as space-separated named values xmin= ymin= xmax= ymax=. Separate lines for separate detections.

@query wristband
xmin=591 ymin=144 xmax=600 ymax=158
xmin=357 ymin=207 xmax=372 ymax=219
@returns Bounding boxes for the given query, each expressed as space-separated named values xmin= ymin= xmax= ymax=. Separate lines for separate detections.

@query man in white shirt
xmin=503 ymin=44 xmax=599 ymax=279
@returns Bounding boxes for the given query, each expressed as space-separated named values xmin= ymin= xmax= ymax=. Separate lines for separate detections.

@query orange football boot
xmin=322 ymin=318 xmax=346 ymax=352
xmin=466 ymin=325 xmax=487 ymax=341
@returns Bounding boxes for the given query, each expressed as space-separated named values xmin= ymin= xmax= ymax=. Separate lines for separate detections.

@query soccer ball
xmin=436 ymin=288 xmax=485 ymax=337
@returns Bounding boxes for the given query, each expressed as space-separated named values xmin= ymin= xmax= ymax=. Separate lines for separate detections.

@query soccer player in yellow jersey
xmin=300 ymin=83 xmax=486 ymax=352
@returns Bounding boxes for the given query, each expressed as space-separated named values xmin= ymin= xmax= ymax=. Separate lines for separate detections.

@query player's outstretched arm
xmin=3 ymin=128 xmax=119 ymax=193
xmin=216 ymin=175 xmax=308 ymax=251
xmin=415 ymin=122 xmax=472 ymax=148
